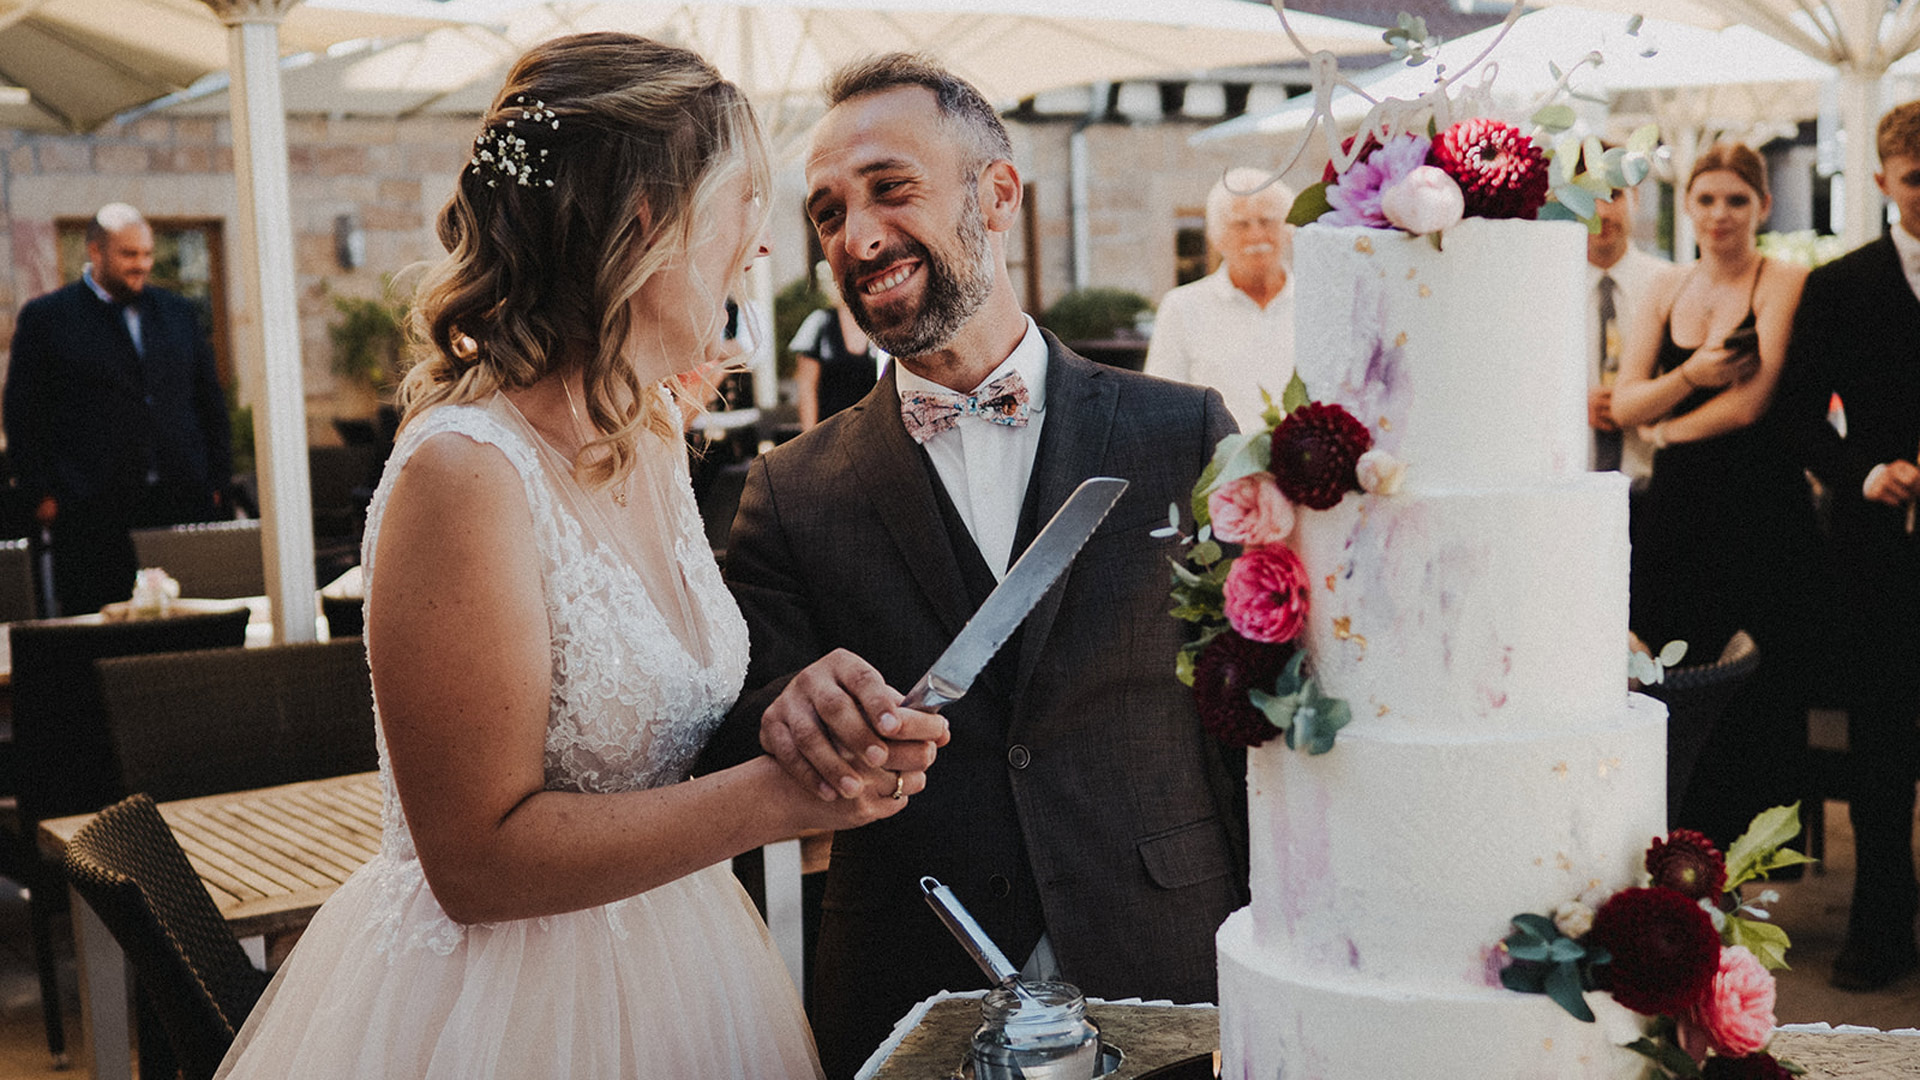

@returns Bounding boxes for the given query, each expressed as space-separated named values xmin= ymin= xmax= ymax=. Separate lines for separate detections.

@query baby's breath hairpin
xmin=470 ymin=95 xmax=561 ymax=189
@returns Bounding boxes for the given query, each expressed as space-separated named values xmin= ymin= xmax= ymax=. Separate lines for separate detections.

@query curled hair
xmin=1686 ymin=142 xmax=1769 ymax=202
xmin=825 ymin=53 xmax=1012 ymax=177
xmin=1206 ymin=168 xmax=1294 ymax=248
xmin=1879 ymin=100 xmax=1920 ymax=165
xmin=400 ymin=32 xmax=770 ymax=492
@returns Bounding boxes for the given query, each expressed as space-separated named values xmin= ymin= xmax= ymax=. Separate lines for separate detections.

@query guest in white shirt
xmin=1145 ymin=168 xmax=1294 ymax=430
xmin=1586 ymin=183 xmax=1667 ymax=486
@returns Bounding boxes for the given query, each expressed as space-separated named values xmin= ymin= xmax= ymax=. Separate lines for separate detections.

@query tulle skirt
xmin=215 ymin=854 xmax=823 ymax=1079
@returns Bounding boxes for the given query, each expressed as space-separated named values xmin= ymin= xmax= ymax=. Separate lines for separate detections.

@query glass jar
xmin=969 ymin=980 xmax=1102 ymax=1080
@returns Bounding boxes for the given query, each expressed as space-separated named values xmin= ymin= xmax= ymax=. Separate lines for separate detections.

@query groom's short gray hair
xmin=825 ymin=53 xmax=1012 ymax=178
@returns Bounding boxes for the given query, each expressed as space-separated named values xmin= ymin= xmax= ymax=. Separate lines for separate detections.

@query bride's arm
xmin=368 ymin=432 xmax=923 ymax=925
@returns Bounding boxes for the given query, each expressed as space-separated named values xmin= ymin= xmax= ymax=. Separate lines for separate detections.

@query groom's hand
xmin=762 ymin=649 xmax=950 ymax=801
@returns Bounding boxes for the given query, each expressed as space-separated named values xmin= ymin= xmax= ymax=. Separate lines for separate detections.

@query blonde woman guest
xmin=1610 ymin=142 xmax=1815 ymax=849
xmin=215 ymin=34 xmax=945 ymax=1080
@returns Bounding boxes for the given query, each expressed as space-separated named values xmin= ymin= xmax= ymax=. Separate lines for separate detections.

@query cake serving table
xmin=856 ymin=992 xmax=1217 ymax=1080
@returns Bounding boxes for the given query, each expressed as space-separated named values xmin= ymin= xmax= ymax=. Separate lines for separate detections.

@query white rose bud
xmin=1355 ymin=449 xmax=1406 ymax=495
xmin=1553 ymin=900 xmax=1595 ymax=940
xmin=1380 ymin=165 xmax=1466 ymax=236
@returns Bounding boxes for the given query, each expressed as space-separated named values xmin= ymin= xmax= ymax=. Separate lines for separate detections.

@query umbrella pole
xmin=1839 ymin=67 xmax=1884 ymax=250
xmin=209 ymin=0 xmax=319 ymax=643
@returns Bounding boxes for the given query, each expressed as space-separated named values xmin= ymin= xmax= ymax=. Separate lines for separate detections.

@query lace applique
xmin=357 ymin=400 xmax=748 ymax=954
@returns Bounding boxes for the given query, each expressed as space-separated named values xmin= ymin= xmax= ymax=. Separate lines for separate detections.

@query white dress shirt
xmin=1144 ymin=267 xmax=1293 ymax=432
xmin=895 ymin=316 xmax=1049 ymax=579
xmin=1587 ymin=245 xmax=1667 ymax=484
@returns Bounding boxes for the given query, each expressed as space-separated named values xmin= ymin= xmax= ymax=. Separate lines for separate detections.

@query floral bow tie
xmin=900 ymin=371 xmax=1031 ymax=444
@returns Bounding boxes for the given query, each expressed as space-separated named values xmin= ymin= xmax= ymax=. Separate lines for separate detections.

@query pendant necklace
xmin=562 ymin=378 xmax=630 ymax=507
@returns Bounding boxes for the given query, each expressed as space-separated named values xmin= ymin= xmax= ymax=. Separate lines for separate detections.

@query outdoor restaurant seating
xmin=130 ymin=521 xmax=267 ymax=601
xmin=95 ymin=638 xmax=377 ymax=804
xmin=62 ymin=792 xmax=271 ymax=1080
xmin=0 ymin=537 xmax=40 ymax=621
xmin=0 ymin=606 xmax=253 ymax=1062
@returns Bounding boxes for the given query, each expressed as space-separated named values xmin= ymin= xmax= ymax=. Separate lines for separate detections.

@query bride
xmin=216 ymin=32 xmax=946 ymax=1079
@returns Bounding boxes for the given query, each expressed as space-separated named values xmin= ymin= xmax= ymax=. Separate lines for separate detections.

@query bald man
xmin=1145 ymin=169 xmax=1295 ymax=430
xmin=4 ymin=203 xmax=230 ymax=614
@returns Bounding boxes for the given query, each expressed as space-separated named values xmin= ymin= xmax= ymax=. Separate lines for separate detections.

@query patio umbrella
xmin=1523 ymin=0 xmax=1920 ymax=247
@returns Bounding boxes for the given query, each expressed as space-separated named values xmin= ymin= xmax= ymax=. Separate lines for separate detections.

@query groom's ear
xmin=978 ymin=159 xmax=1022 ymax=235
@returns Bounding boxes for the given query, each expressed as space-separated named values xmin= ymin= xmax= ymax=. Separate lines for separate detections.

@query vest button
xmin=989 ymin=874 xmax=1011 ymax=898
xmin=1007 ymin=744 xmax=1031 ymax=770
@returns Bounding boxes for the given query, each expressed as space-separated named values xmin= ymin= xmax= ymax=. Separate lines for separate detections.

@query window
xmin=1174 ymin=210 xmax=1210 ymax=286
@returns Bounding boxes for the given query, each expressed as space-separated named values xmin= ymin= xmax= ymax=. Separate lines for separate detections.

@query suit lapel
xmin=1010 ymin=338 xmax=1120 ymax=706
xmin=837 ymin=367 xmax=974 ymax=638
xmin=1866 ymin=238 xmax=1920 ymax=336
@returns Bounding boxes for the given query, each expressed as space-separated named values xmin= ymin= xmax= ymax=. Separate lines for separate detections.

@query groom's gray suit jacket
xmin=706 ymin=332 xmax=1245 ymax=1077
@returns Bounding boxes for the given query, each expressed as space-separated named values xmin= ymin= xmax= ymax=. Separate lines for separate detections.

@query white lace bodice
xmin=360 ymin=398 xmax=749 ymax=868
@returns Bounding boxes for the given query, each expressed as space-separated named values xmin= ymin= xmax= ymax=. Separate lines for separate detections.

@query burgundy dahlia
xmin=1700 ymin=1052 xmax=1795 ymax=1080
xmin=1270 ymin=402 xmax=1372 ymax=510
xmin=1586 ymin=886 xmax=1722 ymax=1016
xmin=1428 ymin=118 xmax=1551 ymax=219
xmin=1191 ymin=630 xmax=1295 ymax=748
xmin=1322 ymin=131 xmax=1384 ymax=183
xmin=1647 ymin=829 xmax=1729 ymax=901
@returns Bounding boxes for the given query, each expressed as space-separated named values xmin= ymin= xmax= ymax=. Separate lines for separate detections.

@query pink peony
xmin=1208 ymin=473 xmax=1295 ymax=546
xmin=1693 ymin=946 xmax=1777 ymax=1058
xmin=1324 ymin=134 xmax=1433 ymax=228
xmin=1222 ymin=544 xmax=1312 ymax=644
xmin=1380 ymin=165 xmax=1465 ymax=235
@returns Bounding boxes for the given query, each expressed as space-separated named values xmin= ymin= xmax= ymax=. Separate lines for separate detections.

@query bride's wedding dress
xmin=216 ymin=392 xmax=822 ymax=1079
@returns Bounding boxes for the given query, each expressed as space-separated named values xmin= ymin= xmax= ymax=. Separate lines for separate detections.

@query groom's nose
xmin=841 ymin=203 xmax=887 ymax=261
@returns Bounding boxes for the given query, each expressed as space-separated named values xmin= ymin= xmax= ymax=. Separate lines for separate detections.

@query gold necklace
xmin=562 ymin=378 xmax=629 ymax=507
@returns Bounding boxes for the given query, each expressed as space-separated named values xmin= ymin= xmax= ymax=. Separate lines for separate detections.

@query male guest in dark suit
xmin=1783 ymin=101 xmax=1920 ymax=991
xmin=4 ymin=203 xmax=230 ymax=615
xmin=705 ymin=55 xmax=1245 ymax=1077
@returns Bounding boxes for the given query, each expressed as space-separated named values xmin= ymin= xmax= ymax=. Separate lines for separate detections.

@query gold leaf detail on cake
xmin=1354 ymin=237 xmax=1374 ymax=254
xmin=1418 ymin=284 xmax=1432 ymax=298
xmin=1324 ymin=573 xmax=1337 ymax=593
xmin=1378 ymin=416 xmax=1393 ymax=431
xmin=1330 ymin=617 xmax=1367 ymax=651
xmin=1406 ymin=267 xmax=1418 ymax=280
xmin=1543 ymin=1039 xmax=1554 ymax=1051
xmin=1533 ymin=857 xmax=1544 ymax=867
xmin=1598 ymin=757 xmax=1622 ymax=778
xmin=1552 ymin=761 xmax=1569 ymax=779
xmin=1555 ymin=852 xmax=1573 ymax=872
xmin=1394 ymin=331 xmax=1408 ymax=347
xmin=1376 ymin=704 xmax=1390 ymax=717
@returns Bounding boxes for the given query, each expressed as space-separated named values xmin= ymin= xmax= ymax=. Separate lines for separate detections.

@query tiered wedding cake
xmin=1216 ymin=218 xmax=1668 ymax=1078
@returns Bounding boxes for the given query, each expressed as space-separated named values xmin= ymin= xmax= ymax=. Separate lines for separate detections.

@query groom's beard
xmin=841 ymin=191 xmax=996 ymax=360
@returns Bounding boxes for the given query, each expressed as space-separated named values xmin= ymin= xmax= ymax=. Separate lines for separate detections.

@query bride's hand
xmin=799 ymin=761 xmax=928 ymax=830
xmin=761 ymin=648 xmax=950 ymax=801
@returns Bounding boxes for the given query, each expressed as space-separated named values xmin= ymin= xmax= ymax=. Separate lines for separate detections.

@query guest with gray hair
xmin=3 ymin=202 xmax=230 ymax=614
xmin=1145 ymin=168 xmax=1296 ymax=429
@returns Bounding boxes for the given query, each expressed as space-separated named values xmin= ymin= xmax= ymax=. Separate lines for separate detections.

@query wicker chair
xmin=0 ymin=606 xmax=252 ymax=1064
xmin=62 ymin=793 xmax=272 ymax=1080
xmin=129 ymin=520 xmax=265 ymax=600
xmin=96 ymin=638 xmax=377 ymax=804
xmin=1642 ymin=629 xmax=1761 ymax=826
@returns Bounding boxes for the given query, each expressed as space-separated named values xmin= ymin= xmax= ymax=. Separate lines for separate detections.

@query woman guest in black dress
xmin=1611 ymin=142 xmax=1815 ymax=843
xmin=790 ymin=261 xmax=884 ymax=429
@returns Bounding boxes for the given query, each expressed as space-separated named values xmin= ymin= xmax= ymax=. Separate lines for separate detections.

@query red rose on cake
xmin=1223 ymin=545 xmax=1311 ymax=644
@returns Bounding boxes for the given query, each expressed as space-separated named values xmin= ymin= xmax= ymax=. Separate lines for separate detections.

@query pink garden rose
xmin=1222 ymin=544 xmax=1311 ymax=644
xmin=1693 ymin=946 xmax=1777 ymax=1058
xmin=1208 ymin=473 xmax=1295 ymax=546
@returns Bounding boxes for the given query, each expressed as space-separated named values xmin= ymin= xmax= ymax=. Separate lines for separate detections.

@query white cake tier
xmin=1219 ymin=911 xmax=1649 ymax=1080
xmin=1247 ymin=694 xmax=1666 ymax=988
xmin=1293 ymin=219 xmax=1590 ymax=488
xmin=1293 ymin=472 xmax=1630 ymax=732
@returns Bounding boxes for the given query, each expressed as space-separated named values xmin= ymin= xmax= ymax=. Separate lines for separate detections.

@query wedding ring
xmin=890 ymin=772 xmax=906 ymax=800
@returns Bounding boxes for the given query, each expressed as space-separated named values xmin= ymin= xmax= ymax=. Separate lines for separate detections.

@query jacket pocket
xmin=1137 ymin=818 xmax=1233 ymax=890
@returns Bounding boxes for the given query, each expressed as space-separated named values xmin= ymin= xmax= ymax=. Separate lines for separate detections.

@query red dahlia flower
xmin=1270 ymin=402 xmax=1372 ymax=510
xmin=1191 ymin=631 xmax=1294 ymax=748
xmin=1700 ymin=1052 xmax=1795 ymax=1080
xmin=1428 ymin=118 xmax=1551 ymax=219
xmin=1647 ymin=829 xmax=1728 ymax=901
xmin=1586 ymin=886 xmax=1721 ymax=1016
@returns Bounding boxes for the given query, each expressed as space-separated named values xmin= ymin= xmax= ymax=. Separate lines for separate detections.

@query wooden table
xmin=38 ymin=771 xmax=382 ymax=1080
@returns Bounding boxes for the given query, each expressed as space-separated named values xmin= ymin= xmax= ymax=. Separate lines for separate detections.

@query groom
xmin=708 ymin=54 xmax=1245 ymax=1078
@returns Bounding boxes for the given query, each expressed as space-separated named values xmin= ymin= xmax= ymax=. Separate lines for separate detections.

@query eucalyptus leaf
xmin=1536 ymin=201 xmax=1580 ymax=224
xmin=1626 ymin=13 xmax=1644 ymax=34
xmin=1289 ymin=702 xmax=1318 ymax=752
xmin=1510 ymin=913 xmax=1557 ymax=940
xmin=1166 ymin=501 xmax=1180 ymax=529
xmin=1555 ymin=134 xmax=1582 ymax=181
xmin=1248 ymin=687 xmax=1301 ymax=732
xmin=1148 ymin=525 xmax=1178 ymax=539
xmin=1281 ymin=372 xmax=1311 ymax=414
xmin=1627 ymin=123 xmax=1660 ymax=155
xmin=1191 ymin=540 xmax=1223 ymax=567
xmin=1500 ymin=962 xmax=1547 ymax=993
xmin=1546 ymin=937 xmax=1586 ymax=963
xmin=1543 ymin=961 xmax=1596 ymax=1023
xmin=1196 ymin=523 xmax=1212 ymax=545
xmin=1548 ymin=61 xmax=1564 ymax=80
xmin=1553 ymin=182 xmax=1598 ymax=221
xmin=1169 ymin=558 xmax=1206 ymax=588
xmin=1621 ymin=153 xmax=1652 ymax=187
xmin=1532 ymin=104 xmax=1576 ymax=133
xmin=1287 ymin=180 xmax=1334 ymax=227
xmin=1572 ymin=171 xmax=1613 ymax=197
xmin=1582 ymin=135 xmax=1606 ymax=174
xmin=1658 ymin=639 xmax=1689 ymax=666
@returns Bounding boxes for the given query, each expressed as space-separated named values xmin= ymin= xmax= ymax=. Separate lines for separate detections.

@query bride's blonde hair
xmin=399 ymin=32 xmax=770 ymax=492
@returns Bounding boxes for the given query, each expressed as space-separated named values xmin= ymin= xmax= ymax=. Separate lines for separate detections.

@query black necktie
xmin=1595 ymin=274 xmax=1622 ymax=472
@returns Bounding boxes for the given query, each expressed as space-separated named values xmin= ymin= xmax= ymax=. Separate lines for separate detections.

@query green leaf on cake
xmin=1657 ymin=639 xmax=1689 ymax=667
xmin=1724 ymin=803 xmax=1804 ymax=889
xmin=1287 ymin=180 xmax=1334 ymax=227
xmin=1724 ymin=913 xmax=1793 ymax=971
xmin=1543 ymin=961 xmax=1594 ymax=1022
xmin=1531 ymin=103 xmax=1576 ymax=134
xmin=1280 ymin=372 xmax=1311 ymax=415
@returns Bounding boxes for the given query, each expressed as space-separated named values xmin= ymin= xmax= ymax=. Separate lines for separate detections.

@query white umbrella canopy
xmin=167 ymin=0 xmax=1389 ymax=143
xmin=1196 ymin=6 xmax=1832 ymax=142
xmin=0 ymin=0 xmax=452 ymax=131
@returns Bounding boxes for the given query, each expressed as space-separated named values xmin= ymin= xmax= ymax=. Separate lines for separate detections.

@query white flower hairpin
xmin=470 ymin=96 xmax=561 ymax=189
